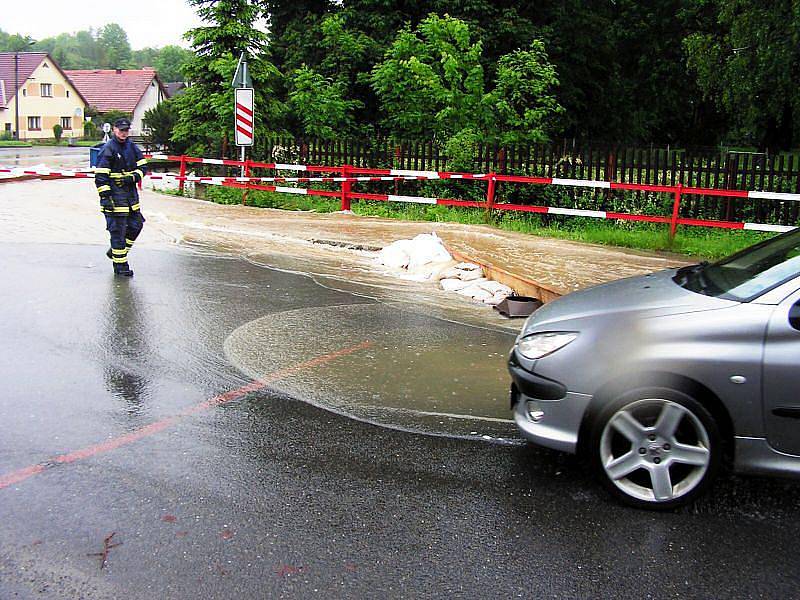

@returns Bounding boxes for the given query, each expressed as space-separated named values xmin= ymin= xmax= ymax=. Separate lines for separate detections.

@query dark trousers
xmin=105 ymin=211 xmax=145 ymax=270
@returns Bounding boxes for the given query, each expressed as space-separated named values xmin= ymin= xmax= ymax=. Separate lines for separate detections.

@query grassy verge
xmin=0 ymin=141 xmax=33 ymax=147
xmin=170 ymin=185 xmax=775 ymax=261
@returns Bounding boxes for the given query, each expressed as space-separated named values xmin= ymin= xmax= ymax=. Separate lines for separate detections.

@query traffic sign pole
xmin=233 ymin=53 xmax=254 ymax=180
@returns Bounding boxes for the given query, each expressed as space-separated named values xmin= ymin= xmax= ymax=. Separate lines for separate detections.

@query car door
xmin=763 ymin=286 xmax=800 ymax=456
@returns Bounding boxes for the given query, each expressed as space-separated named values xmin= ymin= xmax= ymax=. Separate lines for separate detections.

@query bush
xmin=84 ymin=120 xmax=97 ymax=138
xmin=53 ymin=123 xmax=63 ymax=142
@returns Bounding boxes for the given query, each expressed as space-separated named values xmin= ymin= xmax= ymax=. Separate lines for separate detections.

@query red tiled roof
xmin=0 ymin=52 xmax=90 ymax=107
xmin=0 ymin=52 xmax=48 ymax=105
xmin=64 ymin=69 xmax=165 ymax=113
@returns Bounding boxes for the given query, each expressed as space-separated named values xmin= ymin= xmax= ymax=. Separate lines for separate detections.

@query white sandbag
xmin=440 ymin=277 xmax=472 ymax=292
xmin=454 ymin=262 xmax=482 ymax=271
xmin=477 ymin=280 xmax=514 ymax=295
xmin=438 ymin=266 xmax=464 ymax=280
xmin=457 ymin=283 xmax=493 ymax=301
xmin=484 ymin=291 xmax=511 ymax=305
xmin=459 ymin=268 xmax=485 ymax=281
xmin=406 ymin=233 xmax=452 ymax=269
xmin=377 ymin=242 xmax=411 ymax=269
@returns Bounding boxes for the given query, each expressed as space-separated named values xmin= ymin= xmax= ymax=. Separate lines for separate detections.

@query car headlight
xmin=517 ymin=332 xmax=578 ymax=359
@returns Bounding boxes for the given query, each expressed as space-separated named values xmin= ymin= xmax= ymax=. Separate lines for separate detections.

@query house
xmin=65 ymin=68 xmax=167 ymax=137
xmin=0 ymin=52 xmax=89 ymax=140
xmin=165 ymin=82 xmax=187 ymax=98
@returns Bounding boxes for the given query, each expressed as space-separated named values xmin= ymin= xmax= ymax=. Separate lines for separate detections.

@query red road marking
xmin=0 ymin=341 xmax=371 ymax=490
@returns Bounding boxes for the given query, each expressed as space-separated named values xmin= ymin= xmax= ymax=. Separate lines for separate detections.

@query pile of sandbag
xmin=376 ymin=233 xmax=454 ymax=281
xmin=376 ymin=233 xmax=515 ymax=305
xmin=438 ymin=263 xmax=514 ymax=305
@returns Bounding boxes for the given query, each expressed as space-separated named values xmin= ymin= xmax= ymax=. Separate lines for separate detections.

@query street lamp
xmin=14 ymin=39 xmax=36 ymax=141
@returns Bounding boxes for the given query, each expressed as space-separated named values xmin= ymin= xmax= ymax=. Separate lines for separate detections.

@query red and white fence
xmin=3 ymin=154 xmax=798 ymax=237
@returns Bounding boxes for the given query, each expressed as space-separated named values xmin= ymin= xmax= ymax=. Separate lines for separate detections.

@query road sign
xmin=235 ymin=88 xmax=254 ymax=147
xmin=232 ymin=52 xmax=252 ymax=88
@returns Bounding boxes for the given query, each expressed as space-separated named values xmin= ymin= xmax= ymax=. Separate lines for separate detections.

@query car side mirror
xmin=790 ymin=302 xmax=800 ymax=331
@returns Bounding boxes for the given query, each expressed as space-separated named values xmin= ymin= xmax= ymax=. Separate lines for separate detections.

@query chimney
xmin=115 ymin=68 xmax=122 ymax=74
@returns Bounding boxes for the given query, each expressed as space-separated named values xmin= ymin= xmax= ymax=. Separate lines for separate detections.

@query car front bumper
xmin=509 ymin=357 xmax=592 ymax=454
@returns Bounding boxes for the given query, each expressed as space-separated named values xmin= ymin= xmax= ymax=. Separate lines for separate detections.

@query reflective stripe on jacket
xmin=94 ymin=137 xmax=148 ymax=214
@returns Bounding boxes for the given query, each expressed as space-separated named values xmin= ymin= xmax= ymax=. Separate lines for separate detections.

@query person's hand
xmin=100 ymin=194 xmax=114 ymax=210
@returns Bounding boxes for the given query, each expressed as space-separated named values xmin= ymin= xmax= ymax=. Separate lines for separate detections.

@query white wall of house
xmin=6 ymin=60 xmax=85 ymax=140
xmin=131 ymin=79 xmax=165 ymax=137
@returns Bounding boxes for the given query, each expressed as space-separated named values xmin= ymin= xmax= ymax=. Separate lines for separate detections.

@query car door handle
xmin=772 ymin=406 xmax=800 ymax=419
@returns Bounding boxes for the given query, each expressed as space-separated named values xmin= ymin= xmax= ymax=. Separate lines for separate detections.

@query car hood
xmin=522 ymin=268 xmax=738 ymax=334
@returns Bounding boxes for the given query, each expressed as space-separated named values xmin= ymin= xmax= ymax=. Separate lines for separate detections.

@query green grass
xmin=0 ymin=140 xmax=33 ymax=147
xmin=169 ymin=184 xmax=777 ymax=262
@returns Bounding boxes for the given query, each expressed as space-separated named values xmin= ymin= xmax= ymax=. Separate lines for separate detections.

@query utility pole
xmin=13 ymin=40 xmax=35 ymax=141
xmin=14 ymin=52 xmax=19 ymax=140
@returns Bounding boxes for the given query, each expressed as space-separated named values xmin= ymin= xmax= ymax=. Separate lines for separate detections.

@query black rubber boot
xmin=106 ymin=248 xmax=113 ymax=260
xmin=113 ymin=263 xmax=134 ymax=277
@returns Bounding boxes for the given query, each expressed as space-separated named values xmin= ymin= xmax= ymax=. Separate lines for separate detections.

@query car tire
xmin=589 ymin=387 xmax=721 ymax=510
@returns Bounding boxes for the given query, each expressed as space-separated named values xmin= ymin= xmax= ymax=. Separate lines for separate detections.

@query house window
xmin=66 ymin=90 xmax=70 ymax=98
xmin=60 ymin=117 xmax=72 ymax=130
xmin=40 ymin=83 xmax=52 ymax=97
xmin=22 ymin=89 xmax=26 ymax=96
xmin=4 ymin=124 xmax=11 ymax=132
xmin=28 ymin=116 xmax=41 ymax=131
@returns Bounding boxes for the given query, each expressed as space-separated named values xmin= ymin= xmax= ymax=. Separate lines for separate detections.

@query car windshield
xmin=674 ymin=228 xmax=800 ymax=301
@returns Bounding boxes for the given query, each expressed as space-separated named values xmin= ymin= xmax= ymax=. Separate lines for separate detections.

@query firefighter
xmin=94 ymin=117 xmax=148 ymax=277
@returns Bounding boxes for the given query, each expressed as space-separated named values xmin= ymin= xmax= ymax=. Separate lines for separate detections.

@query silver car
xmin=508 ymin=228 xmax=800 ymax=509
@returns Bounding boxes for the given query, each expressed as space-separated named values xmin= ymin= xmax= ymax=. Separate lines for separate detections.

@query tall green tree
xmin=261 ymin=0 xmax=333 ymax=73
xmin=98 ymin=23 xmax=133 ymax=69
xmin=489 ymin=41 xmax=563 ymax=145
xmin=143 ymin=99 xmax=187 ymax=152
xmin=371 ymin=14 xmax=489 ymax=139
xmin=152 ymin=45 xmax=193 ymax=81
xmin=684 ymin=0 xmax=800 ymax=149
xmin=173 ymin=0 xmax=286 ymax=156
xmin=288 ymin=66 xmax=362 ymax=139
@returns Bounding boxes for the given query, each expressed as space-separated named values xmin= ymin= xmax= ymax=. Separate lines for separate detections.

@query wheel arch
xmin=577 ymin=371 xmax=735 ymax=464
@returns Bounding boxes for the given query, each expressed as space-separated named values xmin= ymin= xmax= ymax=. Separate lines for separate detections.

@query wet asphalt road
xmin=0 ymin=147 xmax=88 ymax=169
xmin=1 ymin=243 xmax=800 ymax=598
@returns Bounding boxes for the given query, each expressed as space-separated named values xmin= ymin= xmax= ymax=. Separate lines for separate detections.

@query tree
xmin=98 ymin=23 xmax=133 ymax=69
xmin=132 ymin=47 xmax=161 ymax=69
xmin=370 ymin=14 xmax=489 ymax=140
xmin=153 ymin=45 xmax=193 ymax=82
xmin=143 ymin=99 xmax=186 ymax=152
xmin=489 ymin=41 xmax=563 ymax=145
xmin=288 ymin=66 xmax=362 ymax=139
xmin=684 ymin=0 xmax=800 ymax=149
xmin=172 ymin=0 xmax=286 ymax=156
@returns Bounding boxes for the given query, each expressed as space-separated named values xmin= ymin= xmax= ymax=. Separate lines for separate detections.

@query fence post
xmin=242 ymin=158 xmax=251 ymax=206
xmin=486 ymin=171 xmax=497 ymax=210
xmin=178 ymin=155 xmax=186 ymax=195
xmin=669 ymin=183 xmax=683 ymax=240
xmin=341 ymin=164 xmax=352 ymax=211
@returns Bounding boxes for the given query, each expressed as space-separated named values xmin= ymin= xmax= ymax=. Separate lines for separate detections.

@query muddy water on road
xmin=3 ymin=180 xmax=684 ymax=441
xmin=225 ymin=303 xmax=518 ymax=441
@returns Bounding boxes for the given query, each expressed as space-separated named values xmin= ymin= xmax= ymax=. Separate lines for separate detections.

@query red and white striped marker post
xmin=234 ymin=88 xmax=254 ymax=147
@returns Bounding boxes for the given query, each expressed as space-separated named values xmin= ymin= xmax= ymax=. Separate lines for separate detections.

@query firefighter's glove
xmin=100 ymin=194 xmax=114 ymax=210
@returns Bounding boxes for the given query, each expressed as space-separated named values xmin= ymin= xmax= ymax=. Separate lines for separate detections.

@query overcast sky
xmin=3 ymin=0 xmax=207 ymax=49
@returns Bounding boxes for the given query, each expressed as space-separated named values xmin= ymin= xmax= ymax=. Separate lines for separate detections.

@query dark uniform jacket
xmin=94 ymin=137 xmax=148 ymax=215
